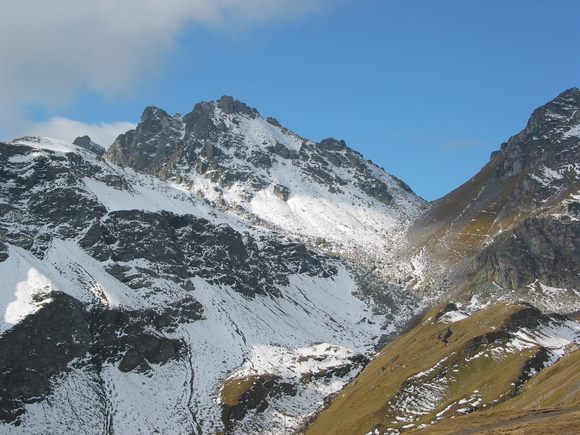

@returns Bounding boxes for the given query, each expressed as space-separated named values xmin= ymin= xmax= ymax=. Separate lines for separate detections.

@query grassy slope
xmin=306 ymin=303 xmax=574 ymax=435
xmin=419 ymin=350 xmax=580 ymax=434
xmin=412 ymin=152 xmax=515 ymax=260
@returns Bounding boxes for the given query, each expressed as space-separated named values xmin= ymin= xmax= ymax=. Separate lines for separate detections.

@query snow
xmin=82 ymin=176 xmax=204 ymax=216
xmin=523 ymin=280 xmax=580 ymax=314
xmin=562 ymin=122 xmax=580 ymax=139
xmin=0 ymin=240 xmax=159 ymax=330
xmin=511 ymin=319 xmax=580 ymax=360
xmin=528 ymin=164 xmax=565 ymax=187
xmin=250 ymin=188 xmax=399 ymax=250
xmin=236 ymin=343 xmax=355 ymax=379
xmin=390 ymin=375 xmax=448 ymax=423
xmin=8 ymin=153 xmax=37 ymax=164
xmin=42 ymin=239 xmax=150 ymax=308
xmin=0 ymin=245 xmax=54 ymax=333
xmin=220 ymin=109 xmax=304 ymax=152
xmin=168 ymin=105 xmax=426 ymax=275
xmin=1 ymin=239 xmax=395 ymax=434
xmin=464 ymin=294 xmax=492 ymax=313
xmin=9 ymin=136 xmax=80 ymax=154
xmin=176 ymin=271 xmax=388 ymax=434
xmin=381 ymin=310 xmax=580 ymax=433
xmin=438 ymin=310 xmax=468 ymax=324
xmin=541 ymin=165 xmax=564 ymax=181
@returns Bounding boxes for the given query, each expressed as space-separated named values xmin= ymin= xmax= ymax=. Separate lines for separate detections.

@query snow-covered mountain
xmin=0 ymin=97 xmax=426 ymax=434
xmin=106 ymin=96 xmax=425 ymax=266
xmin=2 ymin=90 xmax=579 ymax=435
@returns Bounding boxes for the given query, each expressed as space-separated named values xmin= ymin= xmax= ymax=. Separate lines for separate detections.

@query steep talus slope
xmin=306 ymin=303 xmax=580 ymax=435
xmin=411 ymin=88 xmax=580 ymax=311
xmin=0 ymin=96 xmax=425 ymax=434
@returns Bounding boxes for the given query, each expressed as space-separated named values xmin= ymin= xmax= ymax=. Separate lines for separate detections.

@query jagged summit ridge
xmin=106 ymin=96 xmax=426 ymax=267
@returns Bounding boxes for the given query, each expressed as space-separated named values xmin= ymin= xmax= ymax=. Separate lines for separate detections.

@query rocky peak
xmin=266 ymin=117 xmax=282 ymax=128
xmin=317 ymin=137 xmax=348 ymax=151
xmin=422 ymin=88 xmax=580 ymax=229
xmin=488 ymin=88 xmax=580 ymax=184
xmin=492 ymin=88 xmax=580 ymax=163
xmin=522 ymin=87 xmax=580 ymax=138
xmin=182 ymin=100 xmax=219 ymax=139
xmin=412 ymin=89 xmax=580 ymax=311
xmin=140 ymin=106 xmax=170 ymax=124
xmin=72 ymin=135 xmax=105 ymax=156
xmin=103 ymin=96 xmax=425 ymax=276
xmin=215 ymin=95 xmax=259 ymax=118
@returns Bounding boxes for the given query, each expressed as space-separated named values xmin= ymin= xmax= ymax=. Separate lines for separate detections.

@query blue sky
xmin=3 ymin=0 xmax=579 ymax=200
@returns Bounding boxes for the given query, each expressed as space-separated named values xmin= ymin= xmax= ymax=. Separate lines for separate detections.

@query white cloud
xmin=0 ymin=0 xmax=333 ymax=138
xmin=24 ymin=117 xmax=136 ymax=149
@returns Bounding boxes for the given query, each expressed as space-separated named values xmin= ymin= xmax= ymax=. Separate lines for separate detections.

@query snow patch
xmin=9 ymin=136 xmax=79 ymax=154
xmin=0 ymin=245 xmax=54 ymax=333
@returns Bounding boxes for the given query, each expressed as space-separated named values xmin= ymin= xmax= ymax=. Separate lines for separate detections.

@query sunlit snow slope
xmin=0 ymin=133 xmax=422 ymax=434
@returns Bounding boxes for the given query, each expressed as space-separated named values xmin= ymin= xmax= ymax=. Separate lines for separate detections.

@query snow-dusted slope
xmin=307 ymin=302 xmax=580 ymax=435
xmin=0 ymin=136 xmax=421 ymax=433
xmin=107 ymin=97 xmax=426 ymax=265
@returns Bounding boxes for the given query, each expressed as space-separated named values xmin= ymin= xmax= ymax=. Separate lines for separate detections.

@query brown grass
xmin=419 ymin=406 xmax=580 ymax=434
xmin=415 ymin=153 xmax=526 ymax=263
xmin=220 ymin=375 xmax=265 ymax=407
xmin=419 ymin=352 xmax=580 ymax=434
xmin=306 ymin=303 xmax=543 ymax=435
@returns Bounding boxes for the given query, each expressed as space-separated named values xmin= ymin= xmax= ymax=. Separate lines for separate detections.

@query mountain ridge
xmin=0 ymin=97 xmax=427 ymax=433
xmin=0 ymin=89 xmax=579 ymax=434
xmin=408 ymin=87 xmax=580 ymax=310
xmin=307 ymin=88 xmax=580 ymax=434
xmin=104 ymin=94 xmax=428 ymax=293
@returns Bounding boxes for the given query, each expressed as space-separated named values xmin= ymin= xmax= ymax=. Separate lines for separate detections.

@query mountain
xmin=308 ymin=89 xmax=580 ymax=434
xmin=0 ymin=97 xmax=425 ymax=434
xmin=1 ymin=90 xmax=579 ymax=435
xmin=410 ymin=88 xmax=580 ymax=312
xmin=73 ymin=135 xmax=106 ymax=157
xmin=106 ymin=97 xmax=425 ymax=269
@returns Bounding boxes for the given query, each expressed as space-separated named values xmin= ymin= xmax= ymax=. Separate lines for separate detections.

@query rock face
xmin=473 ymin=217 xmax=580 ymax=290
xmin=0 ymin=291 xmax=195 ymax=423
xmin=410 ymin=88 xmax=580 ymax=311
xmin=79 ymin=209 xmax=337 ymax=297
xmin=73 ymin=135 xmax=106 ymax=156
xmin=0 ymin=97 xmax=425 ymax=434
